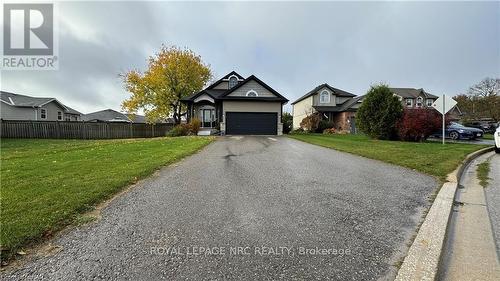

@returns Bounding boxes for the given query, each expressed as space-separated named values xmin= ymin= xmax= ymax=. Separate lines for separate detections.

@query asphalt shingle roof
xmin=1 ymin=91 xmax=55 ymax=107
xmin=291 ymin=84 xmax=356 ymax=105
xmin=126 ymin=113 xmax=147 ymax=123
xmin=1 ymin=91 xmax=82 ymax=115
xmin=83 ymin=109 xmax=131 ymax=122
xmin=389 ymin=88 xmax=438 ymax=99
xmin=181 ymin=72 xmax=287 ymax=103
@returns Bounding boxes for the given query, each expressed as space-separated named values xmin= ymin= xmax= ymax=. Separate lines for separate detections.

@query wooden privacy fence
xmin=0 ymin=120 xmax=174 ymax=139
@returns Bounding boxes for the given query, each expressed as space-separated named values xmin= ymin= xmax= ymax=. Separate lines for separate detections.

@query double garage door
xmin=226 ymin=112 xmax=277 ymax=135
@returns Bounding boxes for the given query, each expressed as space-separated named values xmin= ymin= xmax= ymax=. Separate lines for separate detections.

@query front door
xmin=349 ymin=116 xmax=356 ymax=134
xmin=202 ymin=109 xmax=214 ymax=128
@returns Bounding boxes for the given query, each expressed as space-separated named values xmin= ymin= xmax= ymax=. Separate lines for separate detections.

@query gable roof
xmin=83 ymin=109 xmax=131 ymax=122
xmin=339 ymin=95 xmax=365 ymax=111
xmin=65 ymin=106 xmax=82 ymax=115
xmin=291 ymin=83 xmax=356 ymax=105
xmin=181 ymin=72 xmax=288 ymax=103
xmin=181 ymin=71 xmax=245 ymax=101
xmin=219 ymin=75 xmax=288 ymax=101
xmin=0 ymin=91 xmax=83 ymax=115
xmin=205 ymin=70 xmax=245 ymax=91
xmin=220 ymin=71 xmax=245 ymax=80
xmin=1 ymin=91 xmax=65 ymax=108
xmin=313 ymin=95 xmax=365 ymax=112
xmin=389 ymin=88 xmax=438 ymax=99
xmin=126 ymin=113 xmax=147 ymax=123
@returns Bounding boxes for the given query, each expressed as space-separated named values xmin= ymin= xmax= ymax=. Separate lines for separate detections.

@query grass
xmin=288 ymin=134 xmax=488 ymax=181
xmin=484 ymin=133 xmax=494 ymax=140
xmin=0 ymin=136 xmax=213 ymax=258
xmin=477 ymin=161 xmax=491 ymax=188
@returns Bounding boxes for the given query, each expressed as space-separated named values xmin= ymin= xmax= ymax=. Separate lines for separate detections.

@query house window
xmin=405 ymin=99 xmax=413 ymax=108
xmin=57 ymin=111 xmax=62 ymax=120
xmin=40 ymin=108 xmax=47 ymax=119
xmin=426 ymin=99 xmax=433 ymax=107
xmin=65 ymin=116 xmax=71 ymax=121
xmin=229 ymin=76 xmax=238 ymax=88
xmin=416 ymin=97 xmax=423 ymax=108
xmin=320 ymin=90 xmax=330 ymax=103
xmin=246 ymin=90 xmax=258 ymax=97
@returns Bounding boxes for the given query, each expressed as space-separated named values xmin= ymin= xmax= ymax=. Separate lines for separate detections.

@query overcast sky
xmin=1 ymin=1 xmax=499 ymax=114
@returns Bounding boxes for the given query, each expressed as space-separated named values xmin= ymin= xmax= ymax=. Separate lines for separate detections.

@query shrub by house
xmin=397 ymin=108 xmax=444 ymax=141
xmin=356 ymin=84 xmax=403 ymax=140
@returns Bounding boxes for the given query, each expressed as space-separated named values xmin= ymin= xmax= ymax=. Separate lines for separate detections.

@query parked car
xmin=495 ymin=124 xmax=500 ymax=153
xmin=464 ymin=120 xmax=497 ymax=134
xmin=432 ymin=122 xmax=484 ymax=140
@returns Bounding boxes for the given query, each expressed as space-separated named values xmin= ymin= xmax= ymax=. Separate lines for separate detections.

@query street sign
xmin=432 ymin=95 xmax=458 ymax=144
xmin=432 ymin=95 xmax=457 ymax=115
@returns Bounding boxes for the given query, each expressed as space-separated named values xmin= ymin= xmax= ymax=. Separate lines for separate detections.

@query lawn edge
xmin=394 ymin=146 xmax=495 ymax=281
xmin=0 ymin=136 xmax=215 ymax=267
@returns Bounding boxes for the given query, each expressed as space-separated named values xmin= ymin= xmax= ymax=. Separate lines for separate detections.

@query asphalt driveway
xmin=2 ymin=136 xmax=436 ymax=280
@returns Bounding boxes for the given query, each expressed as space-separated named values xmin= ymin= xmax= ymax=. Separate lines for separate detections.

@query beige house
xmin=1 ymin=91 xmax=81 ymax=121
xmin=181 ymin=71 xmax=288 ymax=135
xmin=291 ymin=84 xmax=362 ymax=131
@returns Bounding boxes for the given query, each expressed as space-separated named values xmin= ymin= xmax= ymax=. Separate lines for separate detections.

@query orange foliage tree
xmin=121 ymin=45 xmax=212 ymax=124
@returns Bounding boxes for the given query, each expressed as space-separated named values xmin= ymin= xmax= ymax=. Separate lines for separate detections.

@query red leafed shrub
xmin=397 ymin=108 xmax=443 ymax=142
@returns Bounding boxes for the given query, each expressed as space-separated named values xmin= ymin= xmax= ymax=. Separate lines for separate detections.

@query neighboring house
xmin=291 ymin=84 xmax=362 ymax=131
xmin=0 ymin=91 xmax=82 ymax=121
xmin=390 ymin=87 xmax=462 ymax=120
xmin=126 ymin=113 xmax=171 ymax=124
xmin=83 ymin=109 xmax=133 ymax=123
xmin=181 ymin=71 xmax=288 ymax=135
xmin=390 ymin=88 xmax=438 ymax=109
xmin=126 ymin=113 xmax=147 ymax=123
xmin=83 ymin=109 xmax=163 ymax=123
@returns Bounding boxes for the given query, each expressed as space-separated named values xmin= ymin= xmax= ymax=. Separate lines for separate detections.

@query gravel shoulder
xmin=2 ymin=136 xmax=437 ymax=280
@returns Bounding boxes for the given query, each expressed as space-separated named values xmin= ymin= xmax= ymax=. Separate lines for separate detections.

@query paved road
xmin=427 ymin=137 xmax=495 ymax=146
xmin=2 ymin=136 xmax=436 ymax=280
xmin=485 ymin=153 xmax=500 ymax=255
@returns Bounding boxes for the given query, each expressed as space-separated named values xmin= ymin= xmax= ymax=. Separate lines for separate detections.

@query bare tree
xmin=467 ymin=77 xmax=500 ymax=97
xmin=460 ymin=77 xmax=500 ymax=122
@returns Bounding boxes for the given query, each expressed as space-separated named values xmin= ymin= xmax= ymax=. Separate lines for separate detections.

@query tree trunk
xmin=171 ymin=103 xmax=180 ymax=124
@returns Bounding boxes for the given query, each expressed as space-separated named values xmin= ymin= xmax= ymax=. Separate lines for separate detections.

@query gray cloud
xmin=2 ymin=1 xmax=499 ymax=114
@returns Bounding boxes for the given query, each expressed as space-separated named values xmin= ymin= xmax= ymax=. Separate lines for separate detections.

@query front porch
xmin=318 ymin=111 xmax=357 ymax=133
xmin=186 ymin=100 xmax=222 ymax=134
xmin=197 ymin=127 xmax=218 ymax=136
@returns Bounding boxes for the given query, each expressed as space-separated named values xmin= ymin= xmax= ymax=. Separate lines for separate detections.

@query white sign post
xmin=432 ymin=95 xmax=457 ymax=144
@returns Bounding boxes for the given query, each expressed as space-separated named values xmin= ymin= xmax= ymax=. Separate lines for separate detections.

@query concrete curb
xmin=395 ymin=146 xmax=495 ymax=281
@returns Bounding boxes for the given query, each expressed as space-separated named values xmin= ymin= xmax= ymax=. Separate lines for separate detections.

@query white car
xmin=495 ymin=124 xmax=500 ymax=153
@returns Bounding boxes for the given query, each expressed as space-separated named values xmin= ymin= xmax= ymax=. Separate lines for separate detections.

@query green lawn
xmin=288 ymin=134 xmax=488 ymax=181
xmin=0 ymin=137 xmax=213 ymax=258
xmin=484 ymin=133 xmax=494 ymax=140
